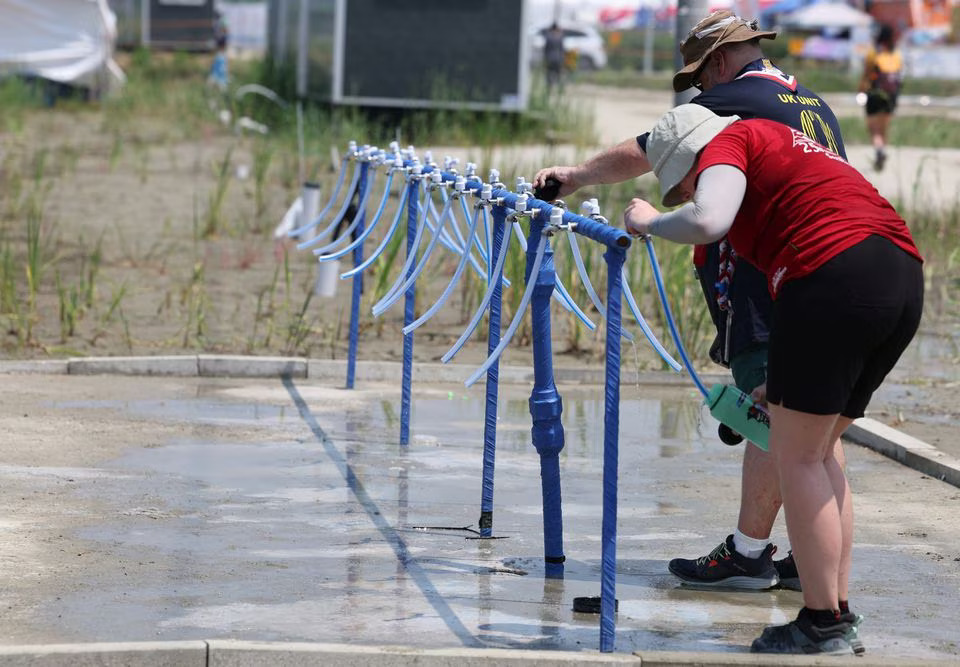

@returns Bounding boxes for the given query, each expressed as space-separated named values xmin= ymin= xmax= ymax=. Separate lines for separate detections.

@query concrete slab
xmin=0 ymin=359 xmax=68 ymax=375
xmin=68 ymin=355 xmax=199 ymax=376
xmin=0 ymin=641 xmax=951 ymax=666
xmin=846 ymin=417 xmax=960 ymax=488
xmin=207 ymin=640 xmax=642 ymax=665
xmin=0 ymin=641 xmax=206 ymax=666
xmin=0 ymin=368 xmax=957 ymax=662
xmin=198 ymin=355 xmax=307 ymax=378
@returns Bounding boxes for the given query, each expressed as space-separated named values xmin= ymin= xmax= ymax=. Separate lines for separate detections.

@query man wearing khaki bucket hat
xmin=534 ymin=4 xmax=851 ymax=625
xmin=625 ymin=102 xmax=923 ymax=655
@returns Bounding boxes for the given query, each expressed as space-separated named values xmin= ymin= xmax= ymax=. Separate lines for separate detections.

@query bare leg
xmin=738 ymin=436 xmax=847 ymax=549
xmin=769 ymin=403 xmax=844 ymax=610
xmin=827 ymin=425 xmax=854 ymax=602
xmin=736 ymin=443 xmax=782 ymax=539
xmin=866 ymin=112 xmax=890 ymax=151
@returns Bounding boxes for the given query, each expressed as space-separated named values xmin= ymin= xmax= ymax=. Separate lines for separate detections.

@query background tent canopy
xmin=0 ymin=0 xmax=124 ymax=92
xmin=781 ymin=1 xmax=874 ymax=29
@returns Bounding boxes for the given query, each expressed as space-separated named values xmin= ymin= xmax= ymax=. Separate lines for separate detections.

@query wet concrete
xmin=1 ymin=372 xmax=958 ymax=660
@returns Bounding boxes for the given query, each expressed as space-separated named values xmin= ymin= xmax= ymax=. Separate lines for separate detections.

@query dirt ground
xmin=1 ymin=82 xmax=957 ymax=456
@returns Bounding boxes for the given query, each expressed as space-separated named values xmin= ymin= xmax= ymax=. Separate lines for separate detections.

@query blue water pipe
xmin=345 ymin=161 xmax=369 ymax=390
xmin=643 ymin=238 xmax=709 ymax=398
xmin=526 ymin=208 xmax=566 ymax=579
xmin=310 ymin=159 xmax=397 ymax=258
xmin=372 ymin=173 xmax=458 ymax=318
xmin=511 ymin=219 xmax=596 ymax=330
xmin=299 ymin=154 xmax=377 ymax=252
xmin=458 ymin=195 xmax=489 ymax=264
xmin=479 ymin=196 xmax=506 ymax=538
xmin=402 ymin=193 xmax=482 ymax=334
xmin=400 ymin=170 xmax=421 ymax=446
xmin=286 ymin=145 xmax=352 ymax=238
xmin=441 ymin=200 xmax=514 ymax=364
xmin=338 ymin=167 xmax=409 ymax=280
xmin=425 ymin=184 xmax=492 ymax=282
xmin=600 ymin=243 xmax=626 ymax=652
xmin=293 ymin=146 xmax=651 ymax=650
xmin=289 ymin=145 xmax=360 ymax=241
xmin=339 ymin=168 xmax=410 ymax=277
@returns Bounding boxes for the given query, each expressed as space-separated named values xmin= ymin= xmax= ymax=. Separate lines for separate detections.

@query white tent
xmin=0 ymin=0 xmax=125 ymax=94
xmin=782 ymin=1 xmax=874 ymax=30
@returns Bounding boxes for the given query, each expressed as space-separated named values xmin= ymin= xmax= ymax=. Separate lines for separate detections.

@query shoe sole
xmin=751 ymin=634 xmax=856 ymax=655
xmin=812 ymin=638 xmax=857 ymax=655
xmin=775 ymin=577 xmax=802 ymax=591
xmin=671 ymin=573 xmax=779 ymax=590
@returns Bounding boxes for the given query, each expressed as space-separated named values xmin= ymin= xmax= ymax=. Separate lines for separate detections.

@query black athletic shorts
xmin=866 ymin=89 xmax=898 ymax=115
xmin=766 ymin=235 xmax=923 ymax=417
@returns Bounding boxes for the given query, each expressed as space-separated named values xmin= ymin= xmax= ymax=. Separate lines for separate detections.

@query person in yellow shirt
xmin=858 ymin=23 xmax=902 ymax=171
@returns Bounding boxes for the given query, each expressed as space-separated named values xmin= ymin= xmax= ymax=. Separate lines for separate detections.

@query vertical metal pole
xmin=674 ymin=0 xmax=710 ymax=106
xmin=599 ymin=244 xmax=626 ymax=653
xmin=643 ymin=9 xmax=655 ymax=76
xmin=345 ymin=162 xmax=368 ymax=390
xmin=479 ymin=204 xmax=505 ymax=537
xmin=526 ymin=216 xmax=565 ymax=579
xmin=399 ymin=175 xmax=419 ymax=445
xmin=141 ymin=0 xmax=150 ymax=47
xmin=300 ymin=181 xmax=320 ymax=246
xmin=275 ymin=0 xmax=287 ymax=64
xmin=296 ymin=0 xmax=308 ymax=99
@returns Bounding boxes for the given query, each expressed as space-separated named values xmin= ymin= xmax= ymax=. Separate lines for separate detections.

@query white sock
xmin=733 ymin=529 xmax=770 ymax=559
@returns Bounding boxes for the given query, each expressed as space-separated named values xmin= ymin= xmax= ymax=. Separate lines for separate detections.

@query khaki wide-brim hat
xmin=672 ymin=11 xmax=777 ymax=92
xmin=647 ymin=104 xmax=739 ymax=207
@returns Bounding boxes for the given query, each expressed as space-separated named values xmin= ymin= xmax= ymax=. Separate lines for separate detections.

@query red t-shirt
xmin=697 ymin=119 xmax=922 ymax=297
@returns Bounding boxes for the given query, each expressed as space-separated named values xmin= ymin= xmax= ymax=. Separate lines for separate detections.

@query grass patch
xmin=838 ymin=115 xmax=960 ymax=148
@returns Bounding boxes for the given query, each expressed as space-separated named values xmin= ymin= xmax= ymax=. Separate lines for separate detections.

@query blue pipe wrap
xmin=346 ymin=163 xmax=368 ymax=390
xmin=376 ymin=160 xmax=631 ymax=250
xmin=479 ymin=204 xmax=506 ymax=537
xmin=600 ymin=245 xmax=626 ymax=652
xmin=525 ymin=217 xmax=565 ymax=578
xmin=400 ymin=178 xmax=419 ymax=446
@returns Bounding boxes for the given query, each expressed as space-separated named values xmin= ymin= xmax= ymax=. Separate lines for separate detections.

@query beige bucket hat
xmin=647 ymin=104 xmax=739 ymax=207
xmin=673 ymin=10 xmax=777 ymax=92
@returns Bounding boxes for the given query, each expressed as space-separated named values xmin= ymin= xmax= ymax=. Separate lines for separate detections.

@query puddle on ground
xmin=29 ymin=376 xmax=958 ymax=659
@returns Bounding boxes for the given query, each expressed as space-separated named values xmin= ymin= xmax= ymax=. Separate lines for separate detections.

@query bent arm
xmin=533 ymin=136 xmax=652 ymax=197
xmin=648 ymin=165 xmax=745 ymax=243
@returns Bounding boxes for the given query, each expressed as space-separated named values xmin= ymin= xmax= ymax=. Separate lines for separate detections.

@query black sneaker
xmin=774 ymin=551 xmax=802 ymax=591
xmin=668 ymin=535 xmax=779 ymax=590
xmin=874 ymin=148 xmax=887 ymax=171
xmin=751 ymin=607 xmax=855 ymax=655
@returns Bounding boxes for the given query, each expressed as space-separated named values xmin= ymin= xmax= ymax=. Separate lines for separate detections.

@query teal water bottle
xmin=705 ymin=384 xmax=770 ymax=451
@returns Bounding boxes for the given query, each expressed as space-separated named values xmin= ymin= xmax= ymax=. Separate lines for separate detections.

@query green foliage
xmin=203 ymin=147 xmax=235 ymax=238
xmin=0 ymin=77 xmax=45 ymax=133
xmin=838 ymin=115 xmax=960 ymax=149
